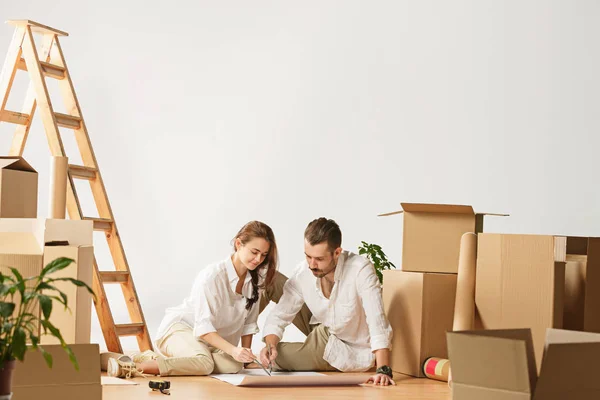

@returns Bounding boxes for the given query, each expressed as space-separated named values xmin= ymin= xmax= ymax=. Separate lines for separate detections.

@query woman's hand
xmin=366 ymin=373 xmax=396 ymax=386
xmin=231 ymin=347 xmax=256 ymax=363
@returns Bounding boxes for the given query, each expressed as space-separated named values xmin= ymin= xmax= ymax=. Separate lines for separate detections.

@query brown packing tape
xmin=453 ymin=233 xmax=477 ymax=331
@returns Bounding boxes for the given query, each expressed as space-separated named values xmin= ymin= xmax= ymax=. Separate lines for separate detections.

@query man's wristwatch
xmin=376 ymin=365 xmax=393 ymax=378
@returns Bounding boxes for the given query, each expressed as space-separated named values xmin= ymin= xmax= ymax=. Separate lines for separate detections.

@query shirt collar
xmin=333 ymin=250 xmax=347 ymax=281
xmin=225 ymin=255 xmax=253 ymax=297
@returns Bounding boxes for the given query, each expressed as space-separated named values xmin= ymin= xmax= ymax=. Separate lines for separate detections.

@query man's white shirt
xmin=263 ymin=250 xmax=393 ymax=371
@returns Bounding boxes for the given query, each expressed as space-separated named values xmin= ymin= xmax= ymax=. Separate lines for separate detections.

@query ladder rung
xmin=0 ymin=110 xmax=31 ymax=125
xmin=83 ymin=217 xmax=114 ymax=231
xmin=69 ymin=164 xmax=97 ymax=180
xmin=115 ymin=323 xmax=145 ymax=337
xmin=100 ymin=271 xmax=130 ymax=284
xmin=54 ymin=112 xmax=82 ymax=129
xmin=17 ymin=58 xmax=66 ymax=80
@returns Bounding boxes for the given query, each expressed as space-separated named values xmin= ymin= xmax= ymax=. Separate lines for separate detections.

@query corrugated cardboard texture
xmin=0 ymin=253 xmax=43 ymax=336
xmin=13 ymin=344 xmax=101 ymax=400
xmin=383 ymin=270 xmax=456 ymax=377
xmin=476 ymin=234 xmax=565 ymax=372
xmin=403 ymin=211 xmax=475 ymax=273
xmin=41 ymin=246 xmax=94 ymax=345
xmin=0 ymin=169 xmax=38 ymax=218
xmin=447 ymin=330 xmax=537 ymax=400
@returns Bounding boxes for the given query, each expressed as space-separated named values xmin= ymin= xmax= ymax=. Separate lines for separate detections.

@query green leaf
xmin=12 ymin=328 xmax=27 ymax=361
xmin=41 ymin=258 xmax=74 ymax=277
xmin=38 ymin=346 xmax=53 ymax=368
xmin=0 ymin=302 xmax=15 ymax=318
xmin=9 ymin=268 xmax=25 ymax=296
xmin=63 ymin=345 xmax=79 ymax=371
xmin=49 ymin=278 xmax=95 ymax=300
xmin=39 ymin=295 xmax=52 ymax=319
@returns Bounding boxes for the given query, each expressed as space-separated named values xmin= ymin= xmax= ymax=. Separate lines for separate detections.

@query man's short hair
xmin=304 ymin=218 xmax=342 ymax=252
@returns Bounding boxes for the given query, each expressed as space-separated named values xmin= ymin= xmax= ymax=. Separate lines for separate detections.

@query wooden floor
xmin=102 ymin=372 xmax=451 ymax=399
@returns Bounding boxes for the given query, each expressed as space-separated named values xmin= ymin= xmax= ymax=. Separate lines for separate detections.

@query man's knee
xmin=191 ymin=354 xmax=215 ymax=375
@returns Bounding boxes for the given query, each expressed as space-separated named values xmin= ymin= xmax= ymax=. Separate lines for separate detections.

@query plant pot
xmin=0 ymin=360 xmax=15 ymax=397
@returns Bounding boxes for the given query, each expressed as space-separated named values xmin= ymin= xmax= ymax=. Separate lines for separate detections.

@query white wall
xmin=1 ymin=1 xmax=599 ymax=353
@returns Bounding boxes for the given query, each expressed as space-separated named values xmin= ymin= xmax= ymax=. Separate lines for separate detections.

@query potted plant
xmin=0 ymin=257 xmax=95 ymax=399
xmin=358 ymin=241 xmax=397 ymax=284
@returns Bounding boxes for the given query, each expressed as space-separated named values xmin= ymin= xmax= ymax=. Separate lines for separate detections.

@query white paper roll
xmin=49 ymin=156 xmax=68 ymax=219
xmin=453 ymin=232 xmax=477 ymax=331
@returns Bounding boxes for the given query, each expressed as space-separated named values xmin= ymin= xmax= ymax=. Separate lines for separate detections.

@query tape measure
xmin=149 ymin=380 xmax=171 ymax=395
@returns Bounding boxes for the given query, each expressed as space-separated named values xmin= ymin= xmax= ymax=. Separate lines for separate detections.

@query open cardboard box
xmin=0 ymin=157 xmax=38 ymax=218
xmin=379 ymin=203 xmax=508 ymax=273
xmin=447 ymin=328 xmax=600 ymax=400
xmin=0 ymin=219 xmax=94 ymax=343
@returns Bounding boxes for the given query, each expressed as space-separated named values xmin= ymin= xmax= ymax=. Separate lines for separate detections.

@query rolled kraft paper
xmin=423 ymin=357 xmax=450 ymax=382
xmin=453 ymin=232 xmax=477 ymax=331
xmin=49 ymin=156 xmax=68 ymax=219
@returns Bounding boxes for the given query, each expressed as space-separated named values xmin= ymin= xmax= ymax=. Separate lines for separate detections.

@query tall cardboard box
xmin=379 ymin=203 xmax=507 ymax=273
xmin=12 ymin=344 xmax=101 ymax=400
xmin=0 ymin=219 xmax=94 ymax=343
xmin=475 ymin=233 xmax=565 ymax=371
xmin=41 ymin=244 xmax=94 ymax=344
xmin=563 ymin=236 xmax=600 ymax=332
xmin=447 ymin=328 xmax=600 ymax=400
xmin=0 ymin=157 xmax=38 ymax=218
xmin=382 ymin=270 xmax=457 ymax=377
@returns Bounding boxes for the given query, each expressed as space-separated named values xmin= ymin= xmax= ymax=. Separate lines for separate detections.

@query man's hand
xmin=259 ymin=344 xmax=278 ymax=367
xmin=231 ymin=347 xmax=256 ymax=363
xmin=366 ymin=373 xmax=396 ymax=386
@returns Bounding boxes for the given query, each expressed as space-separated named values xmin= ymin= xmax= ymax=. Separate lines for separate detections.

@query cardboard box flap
xmin=535 ymin=330 xmax=600 ymax=399
xmin=0 ymin=156 xmax=36 ymax=172
xmin=447 ymin=330 xmax=537 ymax=394
xmin=0 ymin=232 xmax=42 ymax=254
xmin=378 ymin=202 xmax=509 ymax=217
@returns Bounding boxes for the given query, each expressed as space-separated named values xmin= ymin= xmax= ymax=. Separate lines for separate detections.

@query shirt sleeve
xmin=262 ymin=270 xmax=306 ymax=340
xmin=356 ymin=261 xmax=393 ymax=352
xmin=241 ymin=291 xmax=261 ymax=336
xmin=192 ymin=272 xmax=220 ymax=339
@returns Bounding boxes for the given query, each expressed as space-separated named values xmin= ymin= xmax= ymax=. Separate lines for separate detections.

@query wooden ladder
xmin=0 ymin=20 xmax=152 ymax=353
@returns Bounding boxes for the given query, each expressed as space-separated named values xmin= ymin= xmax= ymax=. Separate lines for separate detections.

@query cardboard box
xmin=382 ymin=270 xmax=457 ymax=377
xmin=563 ymin=236 xmax=600 ymax=332
xmin=41 ymin=245 xmax=94 ymax=344
xmin=12 ymin=344 xmax=101 ymax=400
xmin=447 ymin=328 xmax=600 ymax=400
xmin=0 ymin=219 xmax=94 ymax=343
xmin=0 ymin=157 xmax=38 ymax=218
xmin=379 ymin=203 xmax=507 ymax=273
xmin=475 ymin=233 xmax=565 ymax=371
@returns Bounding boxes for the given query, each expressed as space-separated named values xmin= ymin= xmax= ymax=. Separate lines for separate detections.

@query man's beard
xmin=310 ymin=258 xmax=337 ymax=278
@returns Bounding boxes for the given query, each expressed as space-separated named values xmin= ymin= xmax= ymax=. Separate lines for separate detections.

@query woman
xmin=107 ymin=221 xmax=278 ymax=378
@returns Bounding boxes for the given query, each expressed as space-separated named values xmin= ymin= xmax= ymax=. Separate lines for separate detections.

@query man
xmin=258 ymin=217 xmax=395 ymax=386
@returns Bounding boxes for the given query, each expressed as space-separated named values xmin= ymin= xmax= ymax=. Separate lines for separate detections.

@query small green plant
xmin=358 ymin=241 xmax=396 ymax=283
xmin=0 ymin=257 xmax=95 ymax=370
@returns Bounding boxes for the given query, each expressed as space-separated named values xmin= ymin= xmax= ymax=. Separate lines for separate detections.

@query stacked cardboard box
xmin=381 ymin=203 xmax=507 ymax=377
xmin=0 ymin=157 xmax=38 ymax=218
xmin=0 ymin=218 xmax=94 ymax=343
xmin=0 ymin=156 xmax=101 ymax=398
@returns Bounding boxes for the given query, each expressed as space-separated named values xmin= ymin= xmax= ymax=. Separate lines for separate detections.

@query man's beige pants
xmin=154 ymin=271 xmax=334 ymax=376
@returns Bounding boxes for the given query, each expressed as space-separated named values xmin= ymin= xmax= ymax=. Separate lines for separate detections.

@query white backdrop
xmin=1 ymin=0 xmax=599 ymax=353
